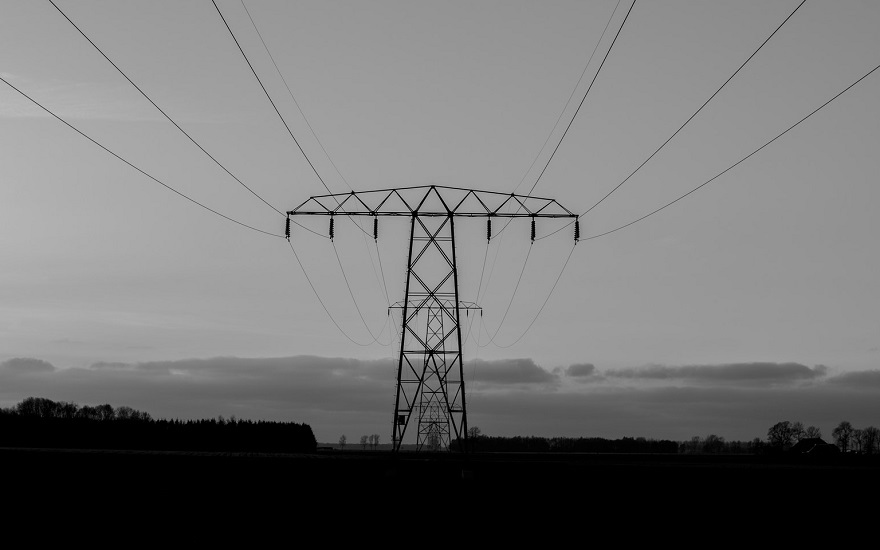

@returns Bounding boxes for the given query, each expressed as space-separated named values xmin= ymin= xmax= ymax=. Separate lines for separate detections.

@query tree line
xmin=448 ymin=433 xmax=679 ymax=453
xmin=0 ymin=396 xmax=316 ymax=453
xmin=765 ymin=419 xmax=880 ymax=454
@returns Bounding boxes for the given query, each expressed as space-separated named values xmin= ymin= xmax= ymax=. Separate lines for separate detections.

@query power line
xmin=332 ymin=240 xmax=385 ymax=343
xmin=211 ymin=0 xmax=336 ymax=198
xmin=512 ymin=0 xmax=623 ymax=195
xmin=0 ymin=74 xmax=282 ymax=239
xmin=216 ymin=0 xmax=375 ymax=241
xmin=287 ymin=240 xmax=376 ymax=347
xmin=583 ymin=0 xmax=807 ymax=217
xmin=538 ymin=59 xmax=880 ymax=242
xmin=47 ymin=0 xmax=285 ymax=218
xmin=237 ymin=0 xmax=393 ymax=320
xmin=462 ymin=239 xmax=490 ymax=349
xmin=526 ymin=0 xmax=638 ymax=196
xmin=490 ymin=0 xmax=629 ymax=241
xmin=479 ymin=242 xmax=534 ymax=347
xmin=373 ymin=237 xmax=392 ymax=307
xmin=492 ymin=244 xmax=576 ymax=349
xmin=239 ymin=0 xmax=353 ymax=191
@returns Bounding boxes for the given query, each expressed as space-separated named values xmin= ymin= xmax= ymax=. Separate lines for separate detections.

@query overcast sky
xmin=1 ymin=1 xmax=878 ymax=443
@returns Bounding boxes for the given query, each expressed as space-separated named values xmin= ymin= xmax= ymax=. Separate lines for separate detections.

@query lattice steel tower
xmin=288 ymin=185 xmax=577 ymax=451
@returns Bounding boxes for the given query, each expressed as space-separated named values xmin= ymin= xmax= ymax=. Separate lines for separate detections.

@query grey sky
xmin=1 ymin=1 xmax=878 ymax=441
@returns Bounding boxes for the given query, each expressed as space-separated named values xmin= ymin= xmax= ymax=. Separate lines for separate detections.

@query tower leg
xmin=392 ymin=214 xmax=467 ymax=452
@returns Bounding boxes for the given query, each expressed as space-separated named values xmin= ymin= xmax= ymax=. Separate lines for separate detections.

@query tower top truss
xmin=288 ymin=185 xmax=577 ymax=218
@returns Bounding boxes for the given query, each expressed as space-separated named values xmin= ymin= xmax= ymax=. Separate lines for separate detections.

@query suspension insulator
xmin=285 ymin=216 xmax=291 ymax=240
xmin=574 ymin=219 xmax=580 ymax=243
xmin=486 ymin=218 xmax=492 ymax=241
xmin=373 ymin=216 xmax=378 ymax=242
xmin=530 ymin=217 xmax=536 ymax=242
xmin=329 ymin=216 xmax=335 ymax=241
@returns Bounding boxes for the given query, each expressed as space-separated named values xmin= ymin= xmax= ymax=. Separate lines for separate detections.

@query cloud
xmin=606 ymin=362 xmax=827 ymax=385
xmin=0 ymin=76 xmax=161 ymax=121
xmin=0 ymin=357 xmax=56 ymax=374
xmin=465 ymin=383 xmax=880 ymax=441
xmin=90 ymin=362 xmax=131 ymax=370
xmin=826 ymin=369 xmax=880 ymax=389
xmin=469 ymin=358 xmax=557 ymax=386
xmin=0 ymin=356 xmax=396 ymax=440
xmin=2 ymin=355 xmax=878 ymax=443
xmin=566 ymin=363 xmax=597 ymax=378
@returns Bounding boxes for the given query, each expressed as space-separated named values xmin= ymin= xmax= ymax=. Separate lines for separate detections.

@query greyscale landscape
xmin=2 ymin=1 xmax=878 ymax=512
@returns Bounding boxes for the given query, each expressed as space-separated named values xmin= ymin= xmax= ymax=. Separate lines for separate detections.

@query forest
xmin=0 ymin=396 xmax=316 ymax=453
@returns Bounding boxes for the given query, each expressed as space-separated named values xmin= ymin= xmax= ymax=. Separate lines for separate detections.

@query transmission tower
xmin=288 ymin=185 xmax=578 ymax=451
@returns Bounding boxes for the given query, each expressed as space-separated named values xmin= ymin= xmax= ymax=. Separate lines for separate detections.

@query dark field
xmin=5 ymin=447 xmax=876 ymax=501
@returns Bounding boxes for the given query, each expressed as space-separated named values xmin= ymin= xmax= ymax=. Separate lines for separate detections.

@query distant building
xmin=790 ymin=437 xmax=839 ymax=455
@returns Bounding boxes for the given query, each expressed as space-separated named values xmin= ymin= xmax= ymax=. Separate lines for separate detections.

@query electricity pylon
xmin=288 ymin=185 xmax=578 ymax=451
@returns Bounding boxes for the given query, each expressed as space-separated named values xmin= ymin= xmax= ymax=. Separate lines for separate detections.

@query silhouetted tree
xmin=703 ymin=434 xmax=725 ymax=454
xmin=360 ymin=435 xmax=368 ymax=450
xmin=96 ymin=404 xmax=115 ymax=421
xmin=791 ymin=421 xmax=805 ymax=442
xmin=0 ymin=397 xmax=315 ymax=453
xmin=339 ymin=434 xmax=347 ymax=451
xmin=804 ymin=425 xmax=822 ymax=439
xmin=750 ymin=438 xmax=765 ymax=454
xmin=832 ymin=421 xmax=854 ymax=453
xmin=862 ymin=426 xmax=880 ymax=455
xmin=767 ymin=421 xmax=798 ymax=449
xmin=467 ymin=426 xmax=481 ymax=451
xmin=852 ymin=429 xmax=866 ymax=453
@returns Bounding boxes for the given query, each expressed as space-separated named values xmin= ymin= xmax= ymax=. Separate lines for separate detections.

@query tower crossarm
xmin=287 ymin=185 xmax=578 ymax=218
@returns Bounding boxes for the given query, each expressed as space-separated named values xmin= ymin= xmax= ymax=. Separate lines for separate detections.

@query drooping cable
xmin=526 ymin=0 xmax=638 ymax=196
xmin=225 ymin=0 xmax=390 ymax=325
xmin=331 ymin=240 xmax=385 ymax=343
xmin=492 ymin=244 xmax=576 ymax=348
xmin=0 ymin=74 xmax=282 ymax=239
xmin=479 ymin=242 xmax=534 ymax=347
xmin=583 ymin=0 xmax=807 ymax=217
xmin=216 ymin=0 xmax=375 ymax=244
xmin=211 ymin=0 xmax=336 ymax=198
xmin=465 ymin=239 xmax=491 ymax=346
xmin=239 ymin=0 xmax=353 ymax=191
xmin=489 ymin=0 xmax=628 ymax=241
xmin=286 ymin=240 xmax=376 ymax=346
xmin=512 ymin=0 xmax=623 ymax=195
xmin=48 ymin=0 xmax=285 ymax=218
xmin=537 ymin=59 xmax=880 ymax=243
xmin=373 ymin=235 xmax=392 ymax=308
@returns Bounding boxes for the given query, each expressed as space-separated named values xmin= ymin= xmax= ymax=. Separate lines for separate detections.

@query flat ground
xmin=4 ymin=446 xmax=876 ymax=494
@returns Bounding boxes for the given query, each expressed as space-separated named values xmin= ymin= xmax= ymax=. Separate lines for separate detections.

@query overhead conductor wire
xmin=477 ymin=1 xmax=636 ymax=347
xmin=0 ymin=74 xmax=282 ymax=239
xmin=512 ymin=0 xmax=624 ymax=195
xmin=212 ymin=0 xmax=334 ymax=198
xmin=538 ymin=60 xmax=880 ymax=242
xmin=287 ymin=241 xmax=375 ymax=346
xmin=478 ymin=242 xmax=534 ymax=348
xmin=240 ymin=0 xmax=391 ymax=306
xmin=536 ymin=0 xmax=811 ymax=242
xmin=332 ymin=241 xmax=388 ymax=345
xmin=526 ymin=0 xmax=638 ymax=197
xmin=218 ymin=0 xmax=390 ymax=341
xmin=582 ymin=0 xmax=807 ymax=216
xmin=238 ymin=0 xmax=372 ymax=232
xmin=48 ymin=0 xmax=329 ymax=239
xmin=583 ymin=60 xmax=880 ymax=241
xmin=48 ymin=0 xmax=282 ymax=216
xmin=491 ymin=0 xmax=629 ymax=241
